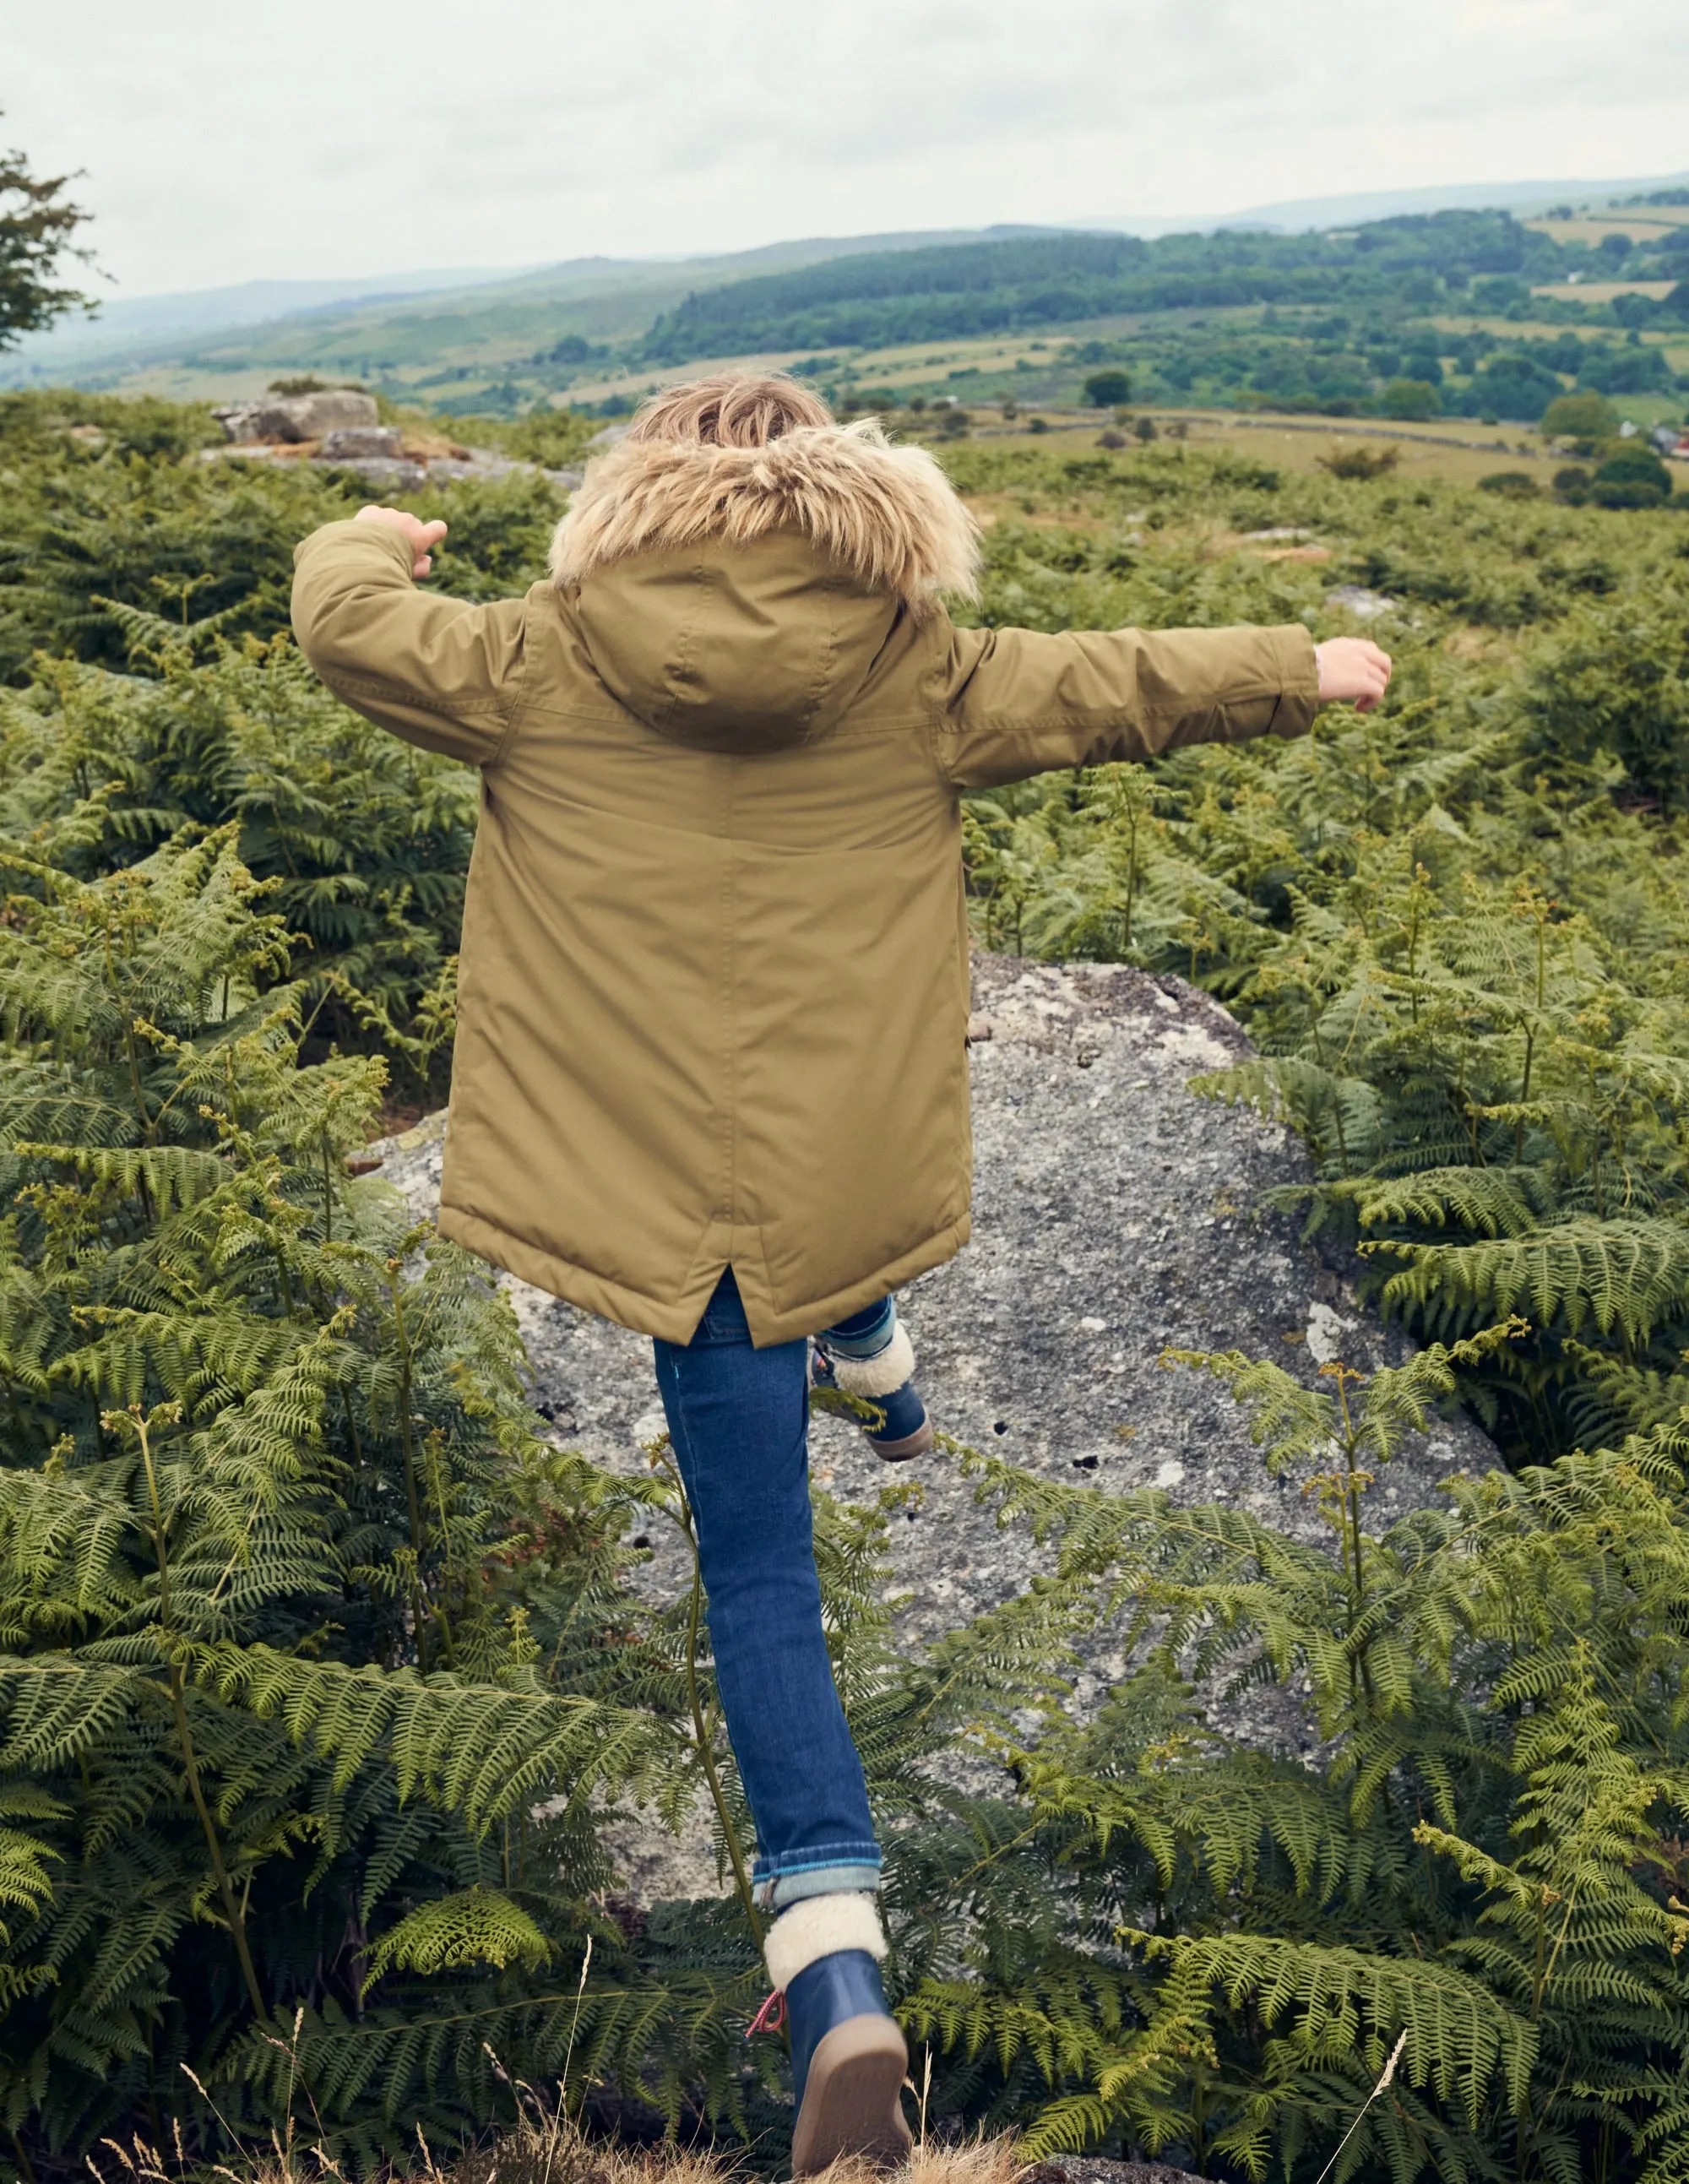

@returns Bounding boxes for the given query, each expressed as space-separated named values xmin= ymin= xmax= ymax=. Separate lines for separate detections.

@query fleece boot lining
xmin=826 ymin=1324 xmax=916 ymax=1402
xmin=764 ymin=1891 xmax=887 ymax=1989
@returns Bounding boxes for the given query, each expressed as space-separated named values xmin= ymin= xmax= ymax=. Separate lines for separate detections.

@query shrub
xmin=0 ymin=443 xmax=348 ymax=676
xmin=0 ymin=827 xmax=1082 ymax=2170
xmin=957 ymin=1355 xmax=1689 ymax=2181
xmin=1540 ymin=390 xmax=1621 ymax=450
xmin=267 ymin=374 xmax=367 ymax=397
xmin=1381 ymin=377 xmax=1440 ymax=420
xmin=0 ymin=404 xmax=563 ymax=671
xmin=1461 ymin=356 xmax=1561 ymax=422
xmin=0 ymin=635 xmax=475 ymax=1086
xmin=1317 ymin=443 xmax=1400 ymax=480
xmin=1477 ymin=470 xmax=1540 ymax=497
xmin=1591 ymin=443 xmax=1674 ymax=508
xmin=1082 ymin=369 xmax=1131 ymax=408
xmin=471 ymin=405 xmax=600 ymax=469
xmin=1521 ymin=595 xmax=1689 ymax=805
xmin=0 ymin=832 xmax=671 ymax=2155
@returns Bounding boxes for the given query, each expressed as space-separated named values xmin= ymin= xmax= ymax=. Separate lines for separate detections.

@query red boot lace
xmin=747 ymin=1987 xmax=787 ymax=2036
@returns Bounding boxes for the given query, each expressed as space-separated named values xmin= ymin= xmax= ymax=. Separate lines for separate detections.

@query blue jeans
xmin=653 ymin=1271 xmax=883 ymax=1912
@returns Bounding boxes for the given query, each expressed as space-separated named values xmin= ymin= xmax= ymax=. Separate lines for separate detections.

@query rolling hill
xmin=5 ymin=170 xmax=1686 ymax=405
xmin=0 ymin=227 xmax=1065 ymax=398
xmin=639 ymin=213 xmax=1567 ymax=363
xmin=5 ymin=175 xmax=1686 ymax=438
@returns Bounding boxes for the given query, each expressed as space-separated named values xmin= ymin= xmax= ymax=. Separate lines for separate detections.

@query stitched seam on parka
xmin=327 ymin=670 xmax=508 ymax=720
xmin=643 ymin=562 xmax=703 ymax=738
xmin=483 ymin=593 xmax=544 ymax=771
xmin=801 ymin=589 xmax=840 ymax=734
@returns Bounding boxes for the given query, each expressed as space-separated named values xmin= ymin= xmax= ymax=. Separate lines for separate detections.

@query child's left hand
xmin=354 ymin=504 xmax=448 ymax=579
xmin=1315 ymin=637 xmax=1392 ymax=712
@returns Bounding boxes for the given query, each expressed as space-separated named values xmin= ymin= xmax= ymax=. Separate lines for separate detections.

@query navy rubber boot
xmin=787 ymin=1948 xmax=911 ymax=2176
xmin=811 ymin=1343 xmax=935 ymax=1462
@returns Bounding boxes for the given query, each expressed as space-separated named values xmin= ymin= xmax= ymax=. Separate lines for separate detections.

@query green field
xmin=966 ymin=407 xmax=1574 ymax=488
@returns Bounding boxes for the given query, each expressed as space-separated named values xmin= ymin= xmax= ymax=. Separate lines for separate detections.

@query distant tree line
xmin=638 ymin=210 xmax=1682 ymax=366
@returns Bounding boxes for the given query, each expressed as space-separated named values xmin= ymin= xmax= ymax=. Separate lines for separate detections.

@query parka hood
xmin=571 ymin=535 xmax=901 ymax=755
xmin=551 ymin=423 xmax=982 ymax=758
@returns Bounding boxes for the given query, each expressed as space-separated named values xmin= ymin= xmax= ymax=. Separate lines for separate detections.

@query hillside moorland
xmin=11 ymin=201 xmax=1689 ymax=437
xmin=1 ymin=389 xmax=1688 ymax=2183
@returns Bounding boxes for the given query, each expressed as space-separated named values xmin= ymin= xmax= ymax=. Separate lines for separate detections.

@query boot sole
xmin=868 ymin=1419 xmax=935 ymax=1463
xmin=791 ymin=2012 xmax=912 ymax=2176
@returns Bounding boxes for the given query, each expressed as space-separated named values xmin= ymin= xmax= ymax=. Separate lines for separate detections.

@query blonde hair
xmin=627 ymin=372 xmax=834 ymax=448
xmin=551 ymin=372 xmax=981 ymax=618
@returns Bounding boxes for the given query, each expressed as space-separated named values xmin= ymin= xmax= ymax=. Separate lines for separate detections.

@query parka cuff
xmin=293 ymin=517 xmax=417 ymax=582
xmin=1264 ymin=623 xmax=1321 ymax=740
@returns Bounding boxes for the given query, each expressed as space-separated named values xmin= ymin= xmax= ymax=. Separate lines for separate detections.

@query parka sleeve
xmin=934 ymin=622 xmax=1320 ymax=790
xmin=291 ymin=520 xmax=528 ymax=767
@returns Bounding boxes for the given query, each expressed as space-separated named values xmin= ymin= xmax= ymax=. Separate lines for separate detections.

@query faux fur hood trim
xmin=549 ymin=422 xmax=981 ymax=620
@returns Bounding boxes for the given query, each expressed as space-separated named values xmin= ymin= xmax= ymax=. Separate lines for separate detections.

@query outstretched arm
xmin=934 ymin=621 xmax=1389 ymax=790
xmin=291 ymin=508 xmax=528 ymax=768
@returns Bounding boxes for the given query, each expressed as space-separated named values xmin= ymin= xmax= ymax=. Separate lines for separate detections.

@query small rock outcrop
xmin=318 ymin=424 xmax=405 ymax=461
xmin=204 ymin=393 xmax=582 ymax=492
xmin=215 ymin=388 xmax=380 ymax=443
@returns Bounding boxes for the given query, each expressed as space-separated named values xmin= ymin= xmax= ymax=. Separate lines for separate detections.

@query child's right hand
xmin=1315 ymin=637 xmax=1392 ymax=711
xmin=355 ymin=503 xmax=448 ymax=579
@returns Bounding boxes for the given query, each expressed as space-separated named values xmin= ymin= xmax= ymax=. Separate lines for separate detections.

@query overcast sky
xmin=8 ymin=0 xmax=1689 ymax=298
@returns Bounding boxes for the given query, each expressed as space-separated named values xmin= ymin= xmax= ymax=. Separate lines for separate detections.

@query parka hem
xmin=437 ymin=1201 xmax=972 ymax=1348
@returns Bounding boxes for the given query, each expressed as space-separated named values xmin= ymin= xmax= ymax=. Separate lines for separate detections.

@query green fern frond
xmin=1377 ymin=1216 xmax=1689 ymax=1342
xmin=1354 ymin=1164 xmax=1554 ymax=1237
xmin=364 ymin=1887 xmax=552 ymax=1991
xmin=194 ymin=1644 xmax=684 ymax=1834
xmin=1130 ymin=1929 xmax=1538 ymax=2127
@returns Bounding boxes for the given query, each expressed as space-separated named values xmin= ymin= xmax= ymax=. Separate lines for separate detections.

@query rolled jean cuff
xmin=752 ymin=1844 xmax=883 ymax=1912
xmin=819 ymin=1299 xmax=897 ymax=1359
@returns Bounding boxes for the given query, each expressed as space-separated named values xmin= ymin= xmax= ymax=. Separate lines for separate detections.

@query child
xmin=292 ymin=371 xmax=1388 ymax=2172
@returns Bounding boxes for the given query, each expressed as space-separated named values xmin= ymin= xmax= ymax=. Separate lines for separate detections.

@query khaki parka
xmin=292 ymin=426 xmax=1318 ymax=1345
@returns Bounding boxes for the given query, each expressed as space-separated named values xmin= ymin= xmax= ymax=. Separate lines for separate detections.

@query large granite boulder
xmin=372 ymin=952 xmax=1495 ymax=1660
xmin=372 ymin=953 xmax=1499 ymax=1897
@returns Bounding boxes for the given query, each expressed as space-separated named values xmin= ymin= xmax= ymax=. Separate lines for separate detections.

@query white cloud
xmin=6 ymin=0 xmax=1687 ymax=295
